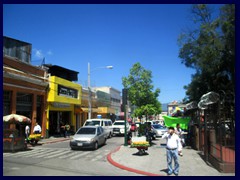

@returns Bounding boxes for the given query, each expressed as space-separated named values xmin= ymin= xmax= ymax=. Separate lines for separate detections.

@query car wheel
xmin=94 ymin=142 xmax=98 ymax=150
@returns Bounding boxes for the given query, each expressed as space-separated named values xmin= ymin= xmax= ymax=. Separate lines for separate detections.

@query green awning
xmin=163 ymin=116 xmax=190 ymax=130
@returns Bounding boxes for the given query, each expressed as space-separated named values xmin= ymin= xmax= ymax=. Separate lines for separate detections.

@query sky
xmin=3 ymin=4 xmax=223 ymax=103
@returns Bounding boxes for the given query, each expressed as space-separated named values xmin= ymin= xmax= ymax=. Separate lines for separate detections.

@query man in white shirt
xmin=162 ymin=127 xmax=182 ymax=176
xmin=25 ymin=125 xmax=30 ymax=138
xmin=175 ymin=123 xmax=184 ymax=156
xmin=33 ymin=122 xmax=42 ymax=134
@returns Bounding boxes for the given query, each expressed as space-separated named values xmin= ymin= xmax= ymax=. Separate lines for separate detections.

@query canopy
xmin=163 ymin=116 xmax=190 ymax=130
xmin=3 ymin=114 xmax=31 ymax=124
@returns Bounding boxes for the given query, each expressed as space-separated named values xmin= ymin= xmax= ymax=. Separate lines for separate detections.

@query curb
xmin=41 ymin=138 xmax=70 ymax=145
xmin=107 ymin=146 xmax=163 ymax=176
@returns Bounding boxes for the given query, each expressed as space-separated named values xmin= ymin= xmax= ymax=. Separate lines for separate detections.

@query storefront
xmin=3 ymin=56 xmax=48 ymax=137
xmin=46 ymin=76 xmax=81 ymax=137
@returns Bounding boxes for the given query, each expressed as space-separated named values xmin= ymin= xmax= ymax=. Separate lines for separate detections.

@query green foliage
xmin=178 ymin=4 xmax=235 ymax=102
xmin=122 ymin=62 xmax=162 ymax=118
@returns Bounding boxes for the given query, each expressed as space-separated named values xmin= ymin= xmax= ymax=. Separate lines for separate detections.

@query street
xmin=3 ymin=135 xmax=142 ymax=176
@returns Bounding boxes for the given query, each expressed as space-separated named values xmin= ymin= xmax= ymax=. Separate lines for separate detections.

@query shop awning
xmin=81 ymin=108 xmax=101 ymax=113
xmin=74 ymin=107 xmax=83 ymax=114
xmin=98 ymin=107 xmax=115 ymax=114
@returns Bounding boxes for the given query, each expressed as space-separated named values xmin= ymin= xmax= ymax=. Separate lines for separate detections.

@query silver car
xmin=152 ymin=124 xmax=168 ymax=137
xmin=70 ymin=126 xmax=107 ymax=150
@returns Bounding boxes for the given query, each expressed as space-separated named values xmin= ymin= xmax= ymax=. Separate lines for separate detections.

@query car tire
xmin=94 ymin=142 xmax=98 ymax=150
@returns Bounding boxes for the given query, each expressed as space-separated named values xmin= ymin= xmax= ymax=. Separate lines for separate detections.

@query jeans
xmin=65 ymin=130 xmax=69 ymax=137
xmin=166 ymin=149 xmax=179 ymax=174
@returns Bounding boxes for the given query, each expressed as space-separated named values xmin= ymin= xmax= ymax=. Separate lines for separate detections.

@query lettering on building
xmin=58 ymin=85 xmax=78 ymax=99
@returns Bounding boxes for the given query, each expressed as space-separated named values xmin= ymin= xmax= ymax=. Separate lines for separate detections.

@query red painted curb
xmin=107 ymin=146 xmax=164 ymax=176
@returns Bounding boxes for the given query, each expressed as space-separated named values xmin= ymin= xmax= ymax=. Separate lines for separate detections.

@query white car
xmin=152 ymin=124 xmax=168 ymax=137
xmin=112 ymin=120 xmax=130 ymax=135
xmin=70 ymin=126 xmax=107 ymax=150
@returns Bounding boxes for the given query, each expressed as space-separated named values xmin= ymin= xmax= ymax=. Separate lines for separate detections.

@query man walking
xmin=33 ymin=122 xmax=42 ymax=134
xmin=162 ymin=127 xmax=182 ymax=176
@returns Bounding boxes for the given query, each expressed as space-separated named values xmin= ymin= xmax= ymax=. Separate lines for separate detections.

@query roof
xmin=43 ymin=64 xmax=79 ymax=81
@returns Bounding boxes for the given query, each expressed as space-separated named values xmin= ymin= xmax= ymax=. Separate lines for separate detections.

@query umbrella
xmin=3 ymin=114 xmax=31 ymax=124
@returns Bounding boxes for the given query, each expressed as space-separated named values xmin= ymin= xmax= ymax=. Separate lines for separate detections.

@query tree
xmin=122 ymin=62 xmax=161 ymax=119
xmin=178 ymin=4 xmax=235 ymax=102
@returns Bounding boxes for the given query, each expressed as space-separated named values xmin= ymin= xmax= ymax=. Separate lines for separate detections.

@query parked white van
xmin=112 ymin=120 xmax=130 ymax=135
xmin=83 ymin=119 xmax=113 ymax=138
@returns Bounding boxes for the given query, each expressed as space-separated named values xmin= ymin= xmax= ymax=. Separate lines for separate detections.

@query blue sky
xmin=3 ymin=4 xmax=223 ymax=103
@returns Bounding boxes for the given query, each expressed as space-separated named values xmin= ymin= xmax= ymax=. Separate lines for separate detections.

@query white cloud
xmin=33 ymin=49 xmax=44 ymax=59
xmin=47 ymin=50 xmax=53 ymax=56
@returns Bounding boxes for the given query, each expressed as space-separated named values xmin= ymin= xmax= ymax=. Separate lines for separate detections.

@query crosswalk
xmin=3 ymin=148 xmax=110 ymax=162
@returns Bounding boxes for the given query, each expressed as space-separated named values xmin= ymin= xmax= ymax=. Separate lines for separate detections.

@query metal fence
xmin=185 ymin=91 xmax=235 ymax=173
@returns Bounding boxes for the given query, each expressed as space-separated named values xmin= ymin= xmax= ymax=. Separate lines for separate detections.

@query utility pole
xmin=88 ymin=63 xmax=91 ymax=119
xmin=122 ymin=88 xmax=128 ymax=146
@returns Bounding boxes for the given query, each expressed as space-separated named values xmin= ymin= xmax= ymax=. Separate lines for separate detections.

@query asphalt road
xmin=3 ymin=135 xmax=142 ymax=176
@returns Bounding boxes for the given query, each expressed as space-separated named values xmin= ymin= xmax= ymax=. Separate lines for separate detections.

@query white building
xmin=92 ymin=86 xmax=121 ymax=117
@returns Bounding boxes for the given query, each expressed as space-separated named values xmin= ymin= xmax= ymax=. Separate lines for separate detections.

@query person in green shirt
xmin=65 ymin=123 xmax=70 ymax=138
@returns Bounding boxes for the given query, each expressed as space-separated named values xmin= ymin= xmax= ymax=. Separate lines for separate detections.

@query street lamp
xmin=88 ymin=62 xmax=113 ymax=119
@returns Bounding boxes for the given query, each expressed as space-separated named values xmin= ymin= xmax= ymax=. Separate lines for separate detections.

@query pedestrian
xmin=60 ymin=121 xmax=65 ymax=137
xmin=65 ymin=123 xmax=70 ymax=138
xmin=33 ymin=122 xmax=42 ymax=134
xmin=25 ymin=125 xmax=30 ymax=139
xmin=175 ymin=123 xmax=184 ymax=156
xmin=162 ymin=126 xmax=182 ymax=176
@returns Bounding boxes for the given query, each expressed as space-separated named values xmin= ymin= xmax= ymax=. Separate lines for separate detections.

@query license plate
xmin=77 ymin=143 xmax=83 ymax=146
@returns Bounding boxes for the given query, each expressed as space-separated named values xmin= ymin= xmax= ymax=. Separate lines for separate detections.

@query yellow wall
xmin=46 ymin=76 xmax=82 ymax=134
xmin=48 ymin=76 xmax=81 ymax=105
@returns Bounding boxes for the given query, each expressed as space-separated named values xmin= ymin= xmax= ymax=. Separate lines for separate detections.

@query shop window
xmin=3 ymin=91 xmax=12 ymax=115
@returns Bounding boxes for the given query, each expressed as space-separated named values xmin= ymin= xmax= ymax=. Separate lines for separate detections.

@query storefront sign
xmin=52 ymin=102 xmax=70 ymax=108
xmin=58 ymin=85 xmax=78 ymax=99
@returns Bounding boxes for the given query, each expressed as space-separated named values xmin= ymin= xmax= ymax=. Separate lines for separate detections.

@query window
xmin=104 ymin=121 xmax=108 ymax=126
xmin=58 ymin=85 xmax=78 ymax=99
xmin=3 ymin=91 xmax=11 ymax=115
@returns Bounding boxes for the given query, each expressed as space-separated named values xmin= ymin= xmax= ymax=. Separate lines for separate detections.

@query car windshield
xmin=153 ymin=124 xmax=165 ymax=129
xmin=114 ymin=122 xmax=125 ymax=125
xmin=85 ymin=121 xmax=100 ymax=126
xmin=77 ymin=128 xmax=96 ymax=135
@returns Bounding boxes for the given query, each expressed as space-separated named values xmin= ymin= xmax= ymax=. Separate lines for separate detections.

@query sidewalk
xmin=107 ymin=138 xmax=235 ymax=176
xmin=28 ymin=136 xmax=235 ymax=176
xmin=39 ymin=136 xmax=71 ymax=144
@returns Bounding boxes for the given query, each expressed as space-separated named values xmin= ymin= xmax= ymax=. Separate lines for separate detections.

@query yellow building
xmin=46 ymin=76 xmax=82 ymax=137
